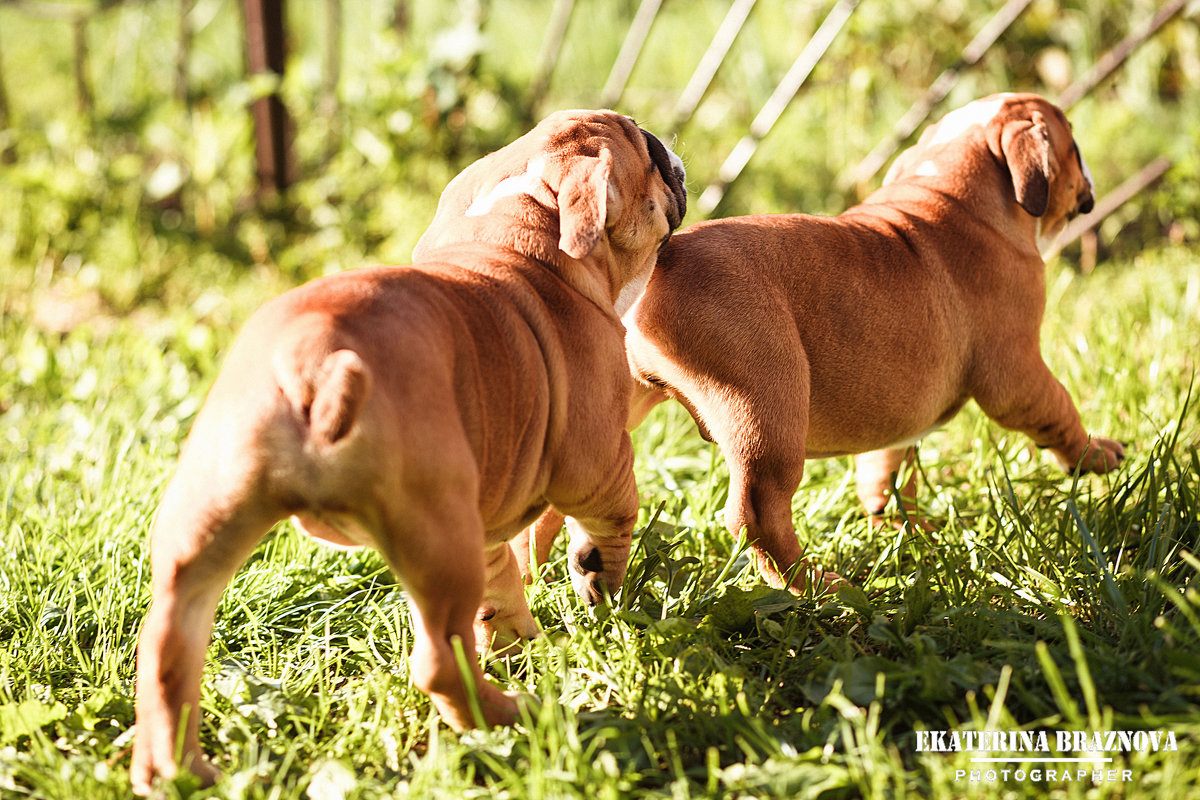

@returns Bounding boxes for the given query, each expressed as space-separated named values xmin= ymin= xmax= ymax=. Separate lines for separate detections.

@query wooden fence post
xmin=393 ymin=0 xmax=410 ymax=39
xmin=1044 ymin=157 xmax=1172 ymax=266
xmin=243 ymin=0 xmax=292 ymax=198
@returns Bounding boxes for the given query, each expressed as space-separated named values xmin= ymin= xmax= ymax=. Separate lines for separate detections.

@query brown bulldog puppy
xmin=517 ymin=93 xmax=1122 ymax=592
xmin=132 ymin=110 xmax=686 ymax=793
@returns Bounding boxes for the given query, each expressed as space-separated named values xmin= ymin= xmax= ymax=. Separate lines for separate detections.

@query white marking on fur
xmin=465 ymin=156 xmax=545 ymax=217
xmin=1037 ymin=218 xmax=1069 ymax=257
xmin=1080 ymin=151 xmax=1094 ymax=194
xmin=915 ymin=160 xmax=940 ymax=177
xmin=665 ymin=146 xmax=685 ymax=180
xmin=929 ymin=95 xmax=1008 ymax=145
xmin=615 ymin=268 xmax=652 ymax=318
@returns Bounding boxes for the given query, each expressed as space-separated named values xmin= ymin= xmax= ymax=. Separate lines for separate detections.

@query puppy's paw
xmin=770 ymin=558 xmax=846 ymax=597
xmin=1074 ymin=435 xmax=1126 ymax=474
xmin=570 ymin=569 xmax=607 ymax=607
xmin=474 ymin=605 xmax=540 ymax=656
xmin=805 ymin=567 xmax=847 ymax=597
xmin=507 ymin=690 xmax=543 ymax=722
xmin=475 ymin=686 xmax=521 ymax=728
xmin=131 ymin=752 xmax=219 ymax=798
xmin=569 ymin=543 xmax=623 ymax=606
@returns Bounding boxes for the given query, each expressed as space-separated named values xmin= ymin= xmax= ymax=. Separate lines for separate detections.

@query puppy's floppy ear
xmin=1000 ymin=112 xmax=1051 ymax=217
xmin=557 ymin=147 xmax=613 ymax=259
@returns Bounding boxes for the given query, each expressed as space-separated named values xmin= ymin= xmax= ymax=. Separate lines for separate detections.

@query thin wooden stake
xmin=528 ymin=0 xmax=575 ymax=117
xmin=601 ymin=0 xmax=664 ymax=108
xmin=72 ymin=16 xmax=93 ymax=114
xmin=1057 ymin=0 xmax=1188 ymax=109
xmin=697 ymin=0 xmax=859 ymax=216
xmin=671 ymin=0 xmax=756 ymax=133
xmin=393 ymin=0 xmax=410 ymax=38
xmin=0 ymin=32 xmax=12 ymax=164
xmin=322 ymin=0 xmax=341 ymax=116
xmin=243 ymin=0 xmax=292 ymax=198
xmin=318 ymin=0 xmax=341 ymax=161
xmin=176 ymin=0 xmax=194 ymax=104
xmin=847 ymin=0 xmax=1033 ymax=193
xmin=1044 ymin=157 xmax=1172 ymax=262
xmin=0 ymin=32 xmax=10 ymax=131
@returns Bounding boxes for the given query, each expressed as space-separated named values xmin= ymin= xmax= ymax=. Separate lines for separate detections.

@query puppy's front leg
xmin=557 ymin=437 xmax=639 ymax=606
xmin=511 ymin=509 xmax=566 ymax=584
xmin=974 ymin=357 xmax=1124 ymax=474
xmin=476 ymin=542 xmax=541 ymax=652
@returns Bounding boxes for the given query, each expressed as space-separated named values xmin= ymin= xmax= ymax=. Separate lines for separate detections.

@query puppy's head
xmin=887 ymin=93 xmax=1094 ymax=248
xmin=413 ymin=110 xmax=686 ymax=308
xmin=986 ymin=94 xmax=1093 ymax=246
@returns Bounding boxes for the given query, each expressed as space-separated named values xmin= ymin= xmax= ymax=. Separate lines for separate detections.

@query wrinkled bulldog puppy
xmin=518 ymin=93 xmax=1122 ymax=593
xmin=132 ymin=110 xmax=686 ymax=794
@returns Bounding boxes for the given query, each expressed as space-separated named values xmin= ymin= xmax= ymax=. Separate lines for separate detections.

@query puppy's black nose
xmin=1078 ymin=192 xmax=1094 ymax=215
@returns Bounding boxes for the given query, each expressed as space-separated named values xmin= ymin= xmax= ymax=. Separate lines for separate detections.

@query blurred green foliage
xmin=0 ymin=0 xmax=1195 ymax=306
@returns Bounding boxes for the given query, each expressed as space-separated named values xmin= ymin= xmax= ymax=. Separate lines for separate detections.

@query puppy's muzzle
xmin=641 ymin=128 xmax=687 ymax=230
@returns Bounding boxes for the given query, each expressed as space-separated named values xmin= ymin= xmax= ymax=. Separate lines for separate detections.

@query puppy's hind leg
xmin=855 ymin=446 xmax=932 ymax=529
xmin=133 ymin=341 xmax=362 ymax=793
xmin=704 ymin=377 xmax=842 ymax=595
xmin=132 ymin=442 xmax=283 ymax=795
xmin=721 ymin=427 xmax=815 ymax=592
xmin=381 ymin=495 xmax=519 ymax=730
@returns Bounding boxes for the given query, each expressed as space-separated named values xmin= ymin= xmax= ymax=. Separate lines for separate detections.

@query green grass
xmin=2 ymin=0 xmax=1199 ymax=797
xmin=2 ymin=243 xmax=1198 ymax=798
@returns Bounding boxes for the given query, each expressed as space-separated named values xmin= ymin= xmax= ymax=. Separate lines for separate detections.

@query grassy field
xmin=2 ymin=0 xmax=1199 ymax=798
xmin=6 ymin=241 xmax=1198 ymax=799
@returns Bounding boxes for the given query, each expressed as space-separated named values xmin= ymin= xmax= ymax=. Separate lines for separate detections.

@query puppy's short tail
xmin=277 ymin=348 xmax=372 ymax=445
xmin=310 ymin=350 xmax=370 ymax=444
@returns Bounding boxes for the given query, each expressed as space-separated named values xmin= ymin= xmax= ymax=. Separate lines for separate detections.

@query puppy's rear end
xmin=133 ymin=294 xmax=373 ymax=790
xmin=132 ymin=278 xmax=505 ymax=793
